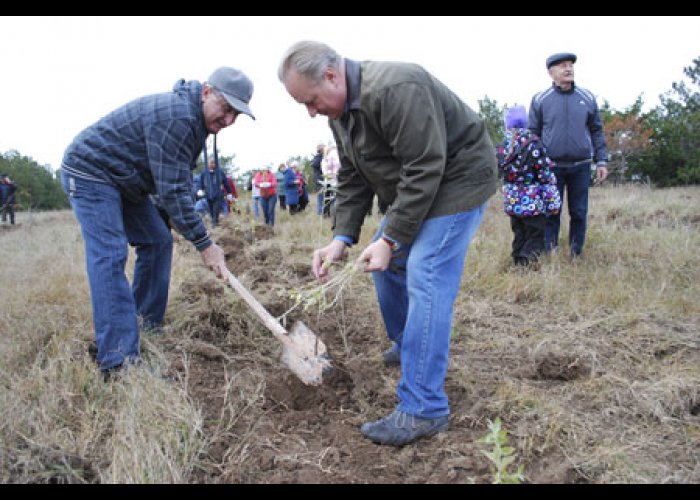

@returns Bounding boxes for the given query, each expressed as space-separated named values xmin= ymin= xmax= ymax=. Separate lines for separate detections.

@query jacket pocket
xmin=111 ymin=168 xmax=149 ymax=203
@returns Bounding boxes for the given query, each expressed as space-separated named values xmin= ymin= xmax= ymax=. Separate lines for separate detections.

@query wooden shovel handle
xmin=224 ymin=271 xmax=290 ymax=343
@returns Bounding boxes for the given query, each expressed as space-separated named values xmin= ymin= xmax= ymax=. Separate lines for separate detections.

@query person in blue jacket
xmin=0 ymin=173 xmax=17 ymax=225
xmin=200 ymin=157 xmax=233 ymax=227
xmin=529 ymin=52 xmax=609 ymax=258
xmin=60 ymin=66 xmax=255 ymax=378
xmin=284 ymin=160 xmax=302 ymax=213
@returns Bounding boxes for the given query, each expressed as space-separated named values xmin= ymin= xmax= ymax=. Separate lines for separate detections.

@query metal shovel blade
xmin=281 ymin=321 xmax=332 ymax=386
xmin=224 ymin=270 xmax=332 ymax=386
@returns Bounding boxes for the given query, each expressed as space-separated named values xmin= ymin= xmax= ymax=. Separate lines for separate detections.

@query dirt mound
xmin=154 ymin=214 xmax=699 ymax=484
xmin=160 ymin=217 xmax=516 ymax=483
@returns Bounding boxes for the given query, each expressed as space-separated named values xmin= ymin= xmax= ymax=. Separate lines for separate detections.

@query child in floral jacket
xmin=497 ymin=105 xmax=561 ymax=266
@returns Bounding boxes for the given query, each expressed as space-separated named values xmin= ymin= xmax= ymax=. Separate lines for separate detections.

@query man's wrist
xmin=380 ymin=234 xmax=401 ymax=252
xmin=334 ymin=235 xmax=353 ymax=248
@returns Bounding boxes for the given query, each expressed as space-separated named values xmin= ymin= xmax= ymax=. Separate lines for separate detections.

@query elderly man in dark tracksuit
xmin=529 ymin=52 xmax=609 ymax=258
xmin=279 ymin=41 xmax=498 ymax=446
xmin=61 ymin=67 xmax=254 ymax=377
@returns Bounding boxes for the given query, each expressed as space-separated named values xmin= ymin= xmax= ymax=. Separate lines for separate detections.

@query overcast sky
xmin=1 ymin=16 xmax=698 ymax=173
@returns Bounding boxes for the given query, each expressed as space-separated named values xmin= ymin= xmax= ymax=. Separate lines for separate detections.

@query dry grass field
xmin=0 ymin=184 xmax=698 ymax=483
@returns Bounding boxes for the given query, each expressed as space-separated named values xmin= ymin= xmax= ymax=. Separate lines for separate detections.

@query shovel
xmin=224 ymin=270 xmax=332 ymax=386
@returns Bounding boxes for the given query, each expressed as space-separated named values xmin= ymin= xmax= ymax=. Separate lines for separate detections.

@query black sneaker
xmin=382 ymin=346 xmax=401 ymax=368
xmin=102 ymin=364 xmax=125 ymax=382
xmin=101 ymin=358 xmax=140 ymax=382
xmin=88 ymin=342 xmax=98 ymax=362
xmin=361 ymin=410 xmax=448 ymax=446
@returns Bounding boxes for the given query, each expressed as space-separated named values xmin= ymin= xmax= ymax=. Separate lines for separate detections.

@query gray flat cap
xmin=546 ymin=52 xmax=577 ymax=69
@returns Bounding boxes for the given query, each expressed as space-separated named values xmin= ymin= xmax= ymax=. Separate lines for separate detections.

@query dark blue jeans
xmin=545 ymin=162 xmax=591 ymax=256
xmin=207 ymin=196 xmax=224 ymax=226
xmin=61 ymin=171 xmax=173 ymax=371
xmin=1 ymin=203 xmax=14 ymax=224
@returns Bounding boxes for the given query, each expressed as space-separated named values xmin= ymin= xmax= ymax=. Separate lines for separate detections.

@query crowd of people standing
xmin=228 ymin=151 xmax=342 ymax=228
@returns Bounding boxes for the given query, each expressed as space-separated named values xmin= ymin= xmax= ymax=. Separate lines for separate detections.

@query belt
xmin=554 ymin=159 xmax=591 ymax=167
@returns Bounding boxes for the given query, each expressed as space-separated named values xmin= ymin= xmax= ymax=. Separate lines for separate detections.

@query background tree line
xmin=3 ymin=56 xmax=698 ymax=212
xmin=0 ymin=150 xmax=69 ymax=211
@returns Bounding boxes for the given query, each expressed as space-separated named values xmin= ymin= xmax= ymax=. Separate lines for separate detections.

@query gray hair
xmin=277 ymin=40 xmax=341 ymax=83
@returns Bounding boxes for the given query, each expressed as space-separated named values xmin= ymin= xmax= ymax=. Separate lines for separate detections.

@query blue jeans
xmin=260 ymin=194 xmax=278 ymax=226
xmin=372 ymin=203 xmax=486 ymax=418
xmin=61 ymin=172 xmax=173 ymax=371
xmin=252 ymin=196 xmax=261 ymax=218
xmin=546 ymin=162 xmax=591 ymax=256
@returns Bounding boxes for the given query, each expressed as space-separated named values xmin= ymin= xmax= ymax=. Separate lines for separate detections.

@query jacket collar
xmin=342 ymin=58 xmax=362 ymax=117
xmin=553 ymin=81 xmax=576 ymax=93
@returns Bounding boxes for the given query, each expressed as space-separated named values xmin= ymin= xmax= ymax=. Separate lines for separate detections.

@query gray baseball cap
xmin=208 ymin=67 xmax=255 ymax=120
xmin=546 ymin=52 xmax=577 ymax=69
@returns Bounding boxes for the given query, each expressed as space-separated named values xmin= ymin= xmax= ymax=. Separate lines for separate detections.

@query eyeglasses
xmin=210 ymin=87 xmax=239 ymax=117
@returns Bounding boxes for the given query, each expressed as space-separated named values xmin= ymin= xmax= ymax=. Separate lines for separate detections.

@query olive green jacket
xmin=330 ymin=59 xmax=498 ymax=245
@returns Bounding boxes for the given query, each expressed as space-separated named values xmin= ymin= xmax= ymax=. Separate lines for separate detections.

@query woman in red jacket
xmin=253 ymin=166 xmax=278 ymax=226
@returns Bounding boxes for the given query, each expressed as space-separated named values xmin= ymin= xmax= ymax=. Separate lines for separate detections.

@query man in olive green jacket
xmin=279 ymin=40 xmax=497 ymax=446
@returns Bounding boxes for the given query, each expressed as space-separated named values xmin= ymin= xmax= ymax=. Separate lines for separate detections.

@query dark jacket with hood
xmin=200 ymin=166 xmax=232 ymax=202
xmin=0 ymin=179 xmax=16 ymax=206
xmin=61 ymin=79 xmax=211 ymax=250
